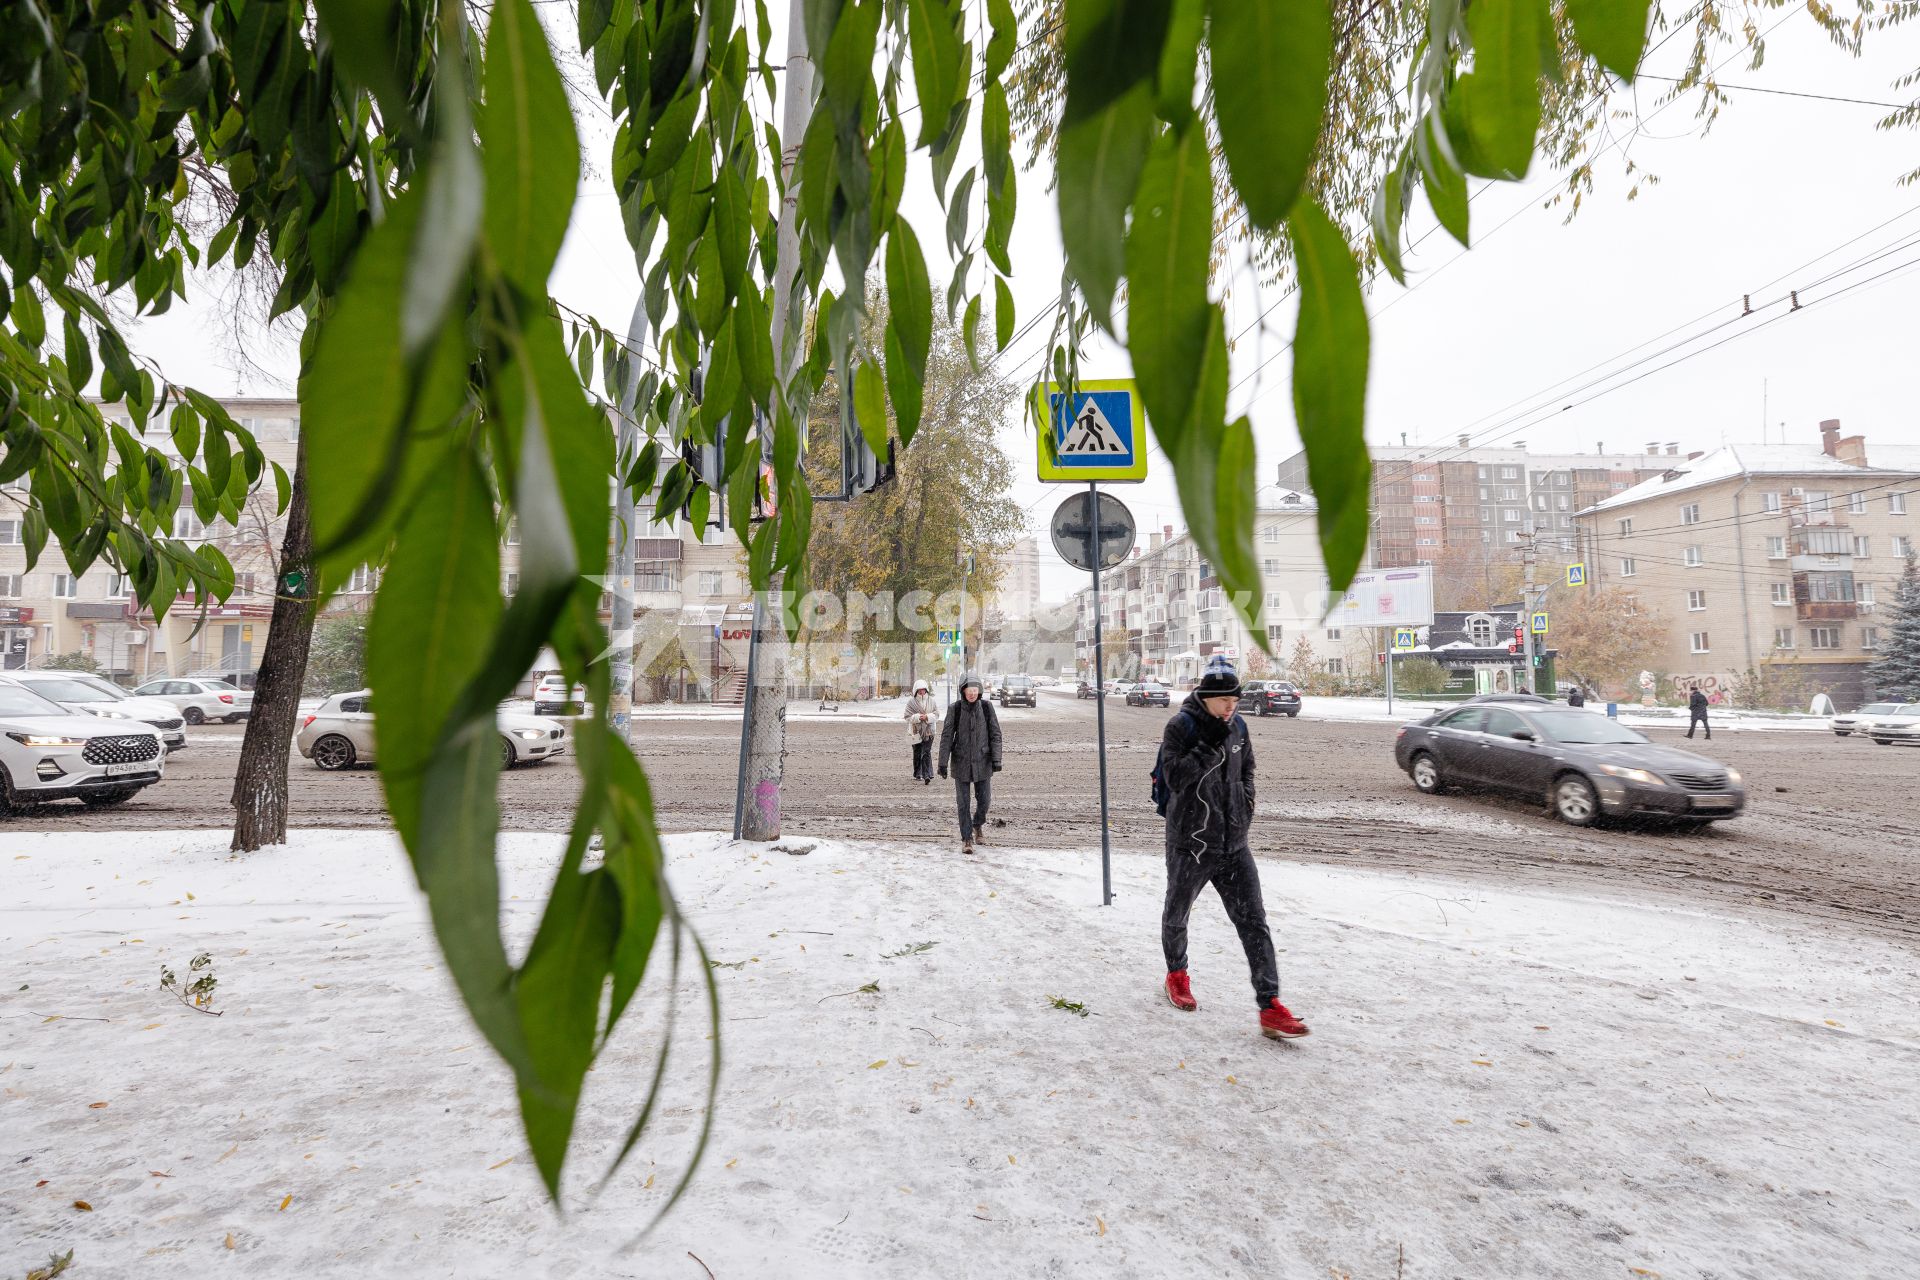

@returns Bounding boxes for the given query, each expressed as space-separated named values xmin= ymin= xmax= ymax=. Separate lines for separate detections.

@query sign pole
xmin=1087 ymin=481 xmax=1114 ymax=907
xmin=1384 ymin=627 xmax=1394 ymax=716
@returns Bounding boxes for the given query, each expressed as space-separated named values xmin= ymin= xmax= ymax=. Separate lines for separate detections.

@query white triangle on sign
xmin=1059 ymin=398 xmax=1127 ymax=454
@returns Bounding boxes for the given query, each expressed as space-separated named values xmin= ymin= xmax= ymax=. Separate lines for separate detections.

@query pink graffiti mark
xmin=754 ymin=780 xmax=781 ymax=825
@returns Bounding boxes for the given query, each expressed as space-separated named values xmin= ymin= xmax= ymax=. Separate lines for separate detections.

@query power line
xmin=1633 ymin=74 xmax=1916 ymax=112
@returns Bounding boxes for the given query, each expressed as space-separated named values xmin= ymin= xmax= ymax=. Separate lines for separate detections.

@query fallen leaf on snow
xmin=36 ymin=1179 xmax=48 ymax=1187
xmin=1824 ymin=1020 xmax=1843 ymax=1028
xmin=1534 ymin=1025 xmax=1550 ymax=1031
xmin=900 ymin=1059 xmax=920 ymax=1068
xmin=643 ymin=1174 xmax=655 ymax=1189
xmin=73 ymin=1200 xmax=93 ymax=1211
xmin=1629 ymin=1270 xmax=1661 ymax=1278
xmin=143 ymin=1024 xmax=162 ymax=1031
xmin=186 ymin=892 xmax=195 ymax=901
xmin=1225 ymin=1075 xmax=1237 ymax=1085
xmin=217 ymin=1144 xmax=239 ymax=1162
xmin=278 ymin=1194 xmax=292 ymax=1211
xmin=1452 ymin=1119 xmax=1471 ymax=1125
xmin=88 ymin=1101 xmax=108 ymax=1108
xmin=225 ymin=1234 xmax=235 ymax=1250
xmin=1471 ymin=1060 xmax=1493 ymax=1067
xmin=1096 ymin=1217 xmax=1107 ymax=1237
xmin=488 ymin=1157 xmax=514 ymax=1171
xmin=149 ymin=1171 xmax=172 ymax=1178
xmin=42 ymin=1015 xmax=59 ymax=1023
xmin=725 ymin=1158 xmax=739 ymax=1169
xmin=868 ymin=1060 xmax=888 ymax=1069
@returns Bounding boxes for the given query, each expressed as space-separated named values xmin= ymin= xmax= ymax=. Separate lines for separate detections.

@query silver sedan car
xmin=296 ymin=690 xmax=570 ymax=770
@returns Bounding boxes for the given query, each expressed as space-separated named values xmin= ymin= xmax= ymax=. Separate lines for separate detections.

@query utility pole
xmin=733 ymin=0 xmax=813 ymax=842
xmin=608 ymin=297 xmax=647 ymax=743
xmin=959 ymin=549 xmax=972 ymax=676
xmin=1520 ymin=524 xmax=1538 ymax=694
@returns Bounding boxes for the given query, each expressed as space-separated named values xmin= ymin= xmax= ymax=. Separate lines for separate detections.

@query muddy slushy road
xmin=24 ymin=692 xmax=1920 ymax=946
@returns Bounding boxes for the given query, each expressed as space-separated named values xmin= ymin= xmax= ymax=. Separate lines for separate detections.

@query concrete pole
xmin=608 ymin=296 xmax=648 ymax=743
xmin=1520 ymin=524 xmax=1538 ymax=694
xmin=734 ymin=0 xmax=814 ymax=842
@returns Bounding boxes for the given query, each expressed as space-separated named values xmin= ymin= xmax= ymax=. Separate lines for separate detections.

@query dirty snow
xmin=4 ymin=830 xmax=1917 ymax=1278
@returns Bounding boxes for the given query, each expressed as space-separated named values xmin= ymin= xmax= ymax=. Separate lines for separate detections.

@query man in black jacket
xmin=939 ymin=674 xmax=1002 ymax=854
xmin=1158 ymin=660 xmax=1309 ymax=1040
xmin=1686 ymin=687 xmax=1712 ymax=739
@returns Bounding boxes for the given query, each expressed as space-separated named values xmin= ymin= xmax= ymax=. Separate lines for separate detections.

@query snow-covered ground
xmin=6 ymin=831 xmax=1915 ymax=1278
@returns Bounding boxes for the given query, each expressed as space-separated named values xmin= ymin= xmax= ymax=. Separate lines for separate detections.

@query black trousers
xmin=912 ymin=739 xmax=933 ymax=780
xmin=953 ymin=777 xmax=990 ymax=841
xmin=1687 ymin=710 xmax=1711 ymax=738
xmin=1162 ymin=844 xmax=1280 ymax=1006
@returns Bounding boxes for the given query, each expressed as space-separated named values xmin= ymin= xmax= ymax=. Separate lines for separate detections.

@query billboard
xmin=1336 ymin=567 xmax=1435 ymax=627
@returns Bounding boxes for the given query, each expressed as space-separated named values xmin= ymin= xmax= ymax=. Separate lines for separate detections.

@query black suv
xmin=1239 ymin=680 xmax=1302 ymax=717
xmin=996 ymin=675 xmax=1037 ymax=708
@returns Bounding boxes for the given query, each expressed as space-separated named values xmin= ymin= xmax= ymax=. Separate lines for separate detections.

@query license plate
xmin=1691 ymin=795 xmax=1736 ymax=810
xmin=103 ymin=761 xmax=148 ymax=777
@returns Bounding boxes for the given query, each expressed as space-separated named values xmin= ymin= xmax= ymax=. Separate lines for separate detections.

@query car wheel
xmin=1834 ymin=731 xmax=1849 ymax=737
xmin=0 ymin=765 xmax=21 ymax=817
xmin=1409 ymin=752 xmax=1446 ymax=795
xmin=1873 ymin=738 xmax=1892 ymax=746
xmin=1286 ymin=710 xmax=1299 ymax=718
xmin=1553 ymin=773 xmax=1600 ymax=827
xmin=183 ymin=706 xmax=205 ymax=726
xmin=311 ymin=734 xmax=357 ymax=771
xmin=82 ymin=789 xmax=137 ymax=807
xmin=499 ymin=735 xmax=515 ymax=770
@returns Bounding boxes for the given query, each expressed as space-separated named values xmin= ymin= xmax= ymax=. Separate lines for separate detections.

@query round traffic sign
xmin=1050 ymin=491 xmax=1135 ymax=572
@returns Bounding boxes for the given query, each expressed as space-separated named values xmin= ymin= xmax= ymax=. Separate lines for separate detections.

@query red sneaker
xmin=1164 ymin=970 xmax=1197 ymax=1012
xmin=1259 ymin=999 xmax=1309 ymax=1040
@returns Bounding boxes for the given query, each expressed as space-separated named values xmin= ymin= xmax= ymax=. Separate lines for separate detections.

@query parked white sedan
xmin=0 ymin=672 xmax=188 ymax=751
xmin=296 ymin=690 xmax=570 ymax=770
xmin=131 ymin=677 xmax=255 ymax=725
xmin=0 ymin=682 xmax=166 ymax=813
xmin=1864 ymin=704 xmax=1920 ymax=746
xmin=1832 ymin=701 xmax=1904 ymax=737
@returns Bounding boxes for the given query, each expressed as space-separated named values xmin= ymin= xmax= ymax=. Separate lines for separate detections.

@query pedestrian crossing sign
xmin=1033 ymin=379 xmax=1148 ymax=483
xmin=1393 ymin=628 xmax=1416 ymax=650
xmin=1566 ymin=562 xmax=1586 ymax=587
xmin=1531 ymin=612 xmax=1550 ymax=635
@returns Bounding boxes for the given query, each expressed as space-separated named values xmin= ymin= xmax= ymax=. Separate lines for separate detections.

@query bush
xmin=304 ymin=613 xmax=368 ymax=696
xmin=40 ymin=650 xmax=100 ymax=672
xmin=1390 ymin=657 xmax=1450 ymax=697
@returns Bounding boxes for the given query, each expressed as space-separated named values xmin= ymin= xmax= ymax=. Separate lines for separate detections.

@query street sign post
xmin=1531 ymin=612 xmax=1550 ymax=635
xmin=1566 ymin=563 xmax=1586 ymax=587
xmin=1032 ymin=380 xmax=1148 ymax=484
xmin=1393 ymin=627 xmax=1416 ymax=650
xmin=1051 ymin=488 xmax=1135 ymax=906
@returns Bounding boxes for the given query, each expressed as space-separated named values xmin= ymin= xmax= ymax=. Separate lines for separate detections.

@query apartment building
xmin=1071 ymin=489 xmax=1348 ymax=682
xmin=0 ymin=397 xmax=753 ymax=697
xmin=1576 ymin=420 xmax=1920 ymax=708
xmin=1275 ymin=439 xmax=1674 ymax=567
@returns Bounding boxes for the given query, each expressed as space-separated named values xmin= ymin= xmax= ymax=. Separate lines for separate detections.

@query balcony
xmin=1796 ymin=601 xmax=1858 ymax=621
xmin=1789 ymin=553 xmax=1852 ymax=573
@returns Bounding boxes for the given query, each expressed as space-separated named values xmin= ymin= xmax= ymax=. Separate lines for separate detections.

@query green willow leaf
xmin=1455 ymin=0 xmax=1547 ymax=179
xmin=1062 ymin=0 xmax=1172 ymax=126
xmin=713 ymin=166 xmax=751 ymax=297
xmin=962 ymin=294 xmax=984 ymax=373
xmin=1124 ymin=124 xmax=1212 ymax=454
xmin=994 ymin=275 xmax=1015 ymax=352
xmin=312 ymin=0 xmax=410 ymax=131
xmin=885 ymin=221 xmax=932 ymax=375
xmin=981 ymin=82 xmax=1011 ymax=196
xmin=1416 ymin=114 xmax=1469 ymax=247
xmin=1208 ymin=0 xmax=1331 ymax=229
xmin=1154 ymin=0 xmax=1204 ymax=125
xmin=62 ymin=315 xmax=91 ymax=392
xmin=1568 ymin=0 xmax=1652 ymax=81
xmin=945 ymin=168 xmax=975 ymax=251
xmin=984 ymin=0 xmax=1017 ymax=79
xmin=483 ymin=0 xmax=581 ymax=293
xmin=407 ymin=90 xmax=483 ymax=358
xmin=905 ymin=0 xmax=964 ymax=147
xmin=883 ymin=323 xmax=924 ymax=447
xmin=853 ymin=361 xmax=888 ymax=455
xmin=1057 ymin=83 xmax=1151 ymax=329
xmin=1289 ymin=201 xmax=1372 ymax=595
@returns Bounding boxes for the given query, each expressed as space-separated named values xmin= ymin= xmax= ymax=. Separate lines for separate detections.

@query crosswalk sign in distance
xmin=1033 ymin=379 xmax=1148 ymax=483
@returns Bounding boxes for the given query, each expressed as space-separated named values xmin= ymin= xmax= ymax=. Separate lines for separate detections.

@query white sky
xmin=119 ymin=14 xmax=1920 ymax=601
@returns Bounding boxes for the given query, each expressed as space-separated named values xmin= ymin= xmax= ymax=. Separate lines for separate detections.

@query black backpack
xmin=1149 ymin=708 xmax=1200 ymax=816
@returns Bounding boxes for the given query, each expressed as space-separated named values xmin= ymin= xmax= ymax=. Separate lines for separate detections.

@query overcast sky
xmin=122 ymin=13 xmax=1920 ymax=601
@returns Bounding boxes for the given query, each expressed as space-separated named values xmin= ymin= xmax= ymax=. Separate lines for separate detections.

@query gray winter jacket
xmin=1160 ymin=692 xmax=1255 ymax=860
xmin=939 ymin=688 xmax=1002 ymax=781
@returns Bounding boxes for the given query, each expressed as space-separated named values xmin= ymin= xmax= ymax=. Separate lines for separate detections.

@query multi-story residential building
xmin=0 ymin=397 xmax=754 ymax=699
xmin=1070 ymin=489 xmax=1348 ymax=683
xmin=1575 ymin=420 xmax=1920 ymax=707
xmin=1275 ymin=438 xmax=1675 ymax=568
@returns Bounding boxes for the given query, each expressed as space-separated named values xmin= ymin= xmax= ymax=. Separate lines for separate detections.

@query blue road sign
xmin=1033 ymin=380 xmax=1148 ymax=483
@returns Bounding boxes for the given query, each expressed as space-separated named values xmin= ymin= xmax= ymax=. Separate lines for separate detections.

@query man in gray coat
xmin=938 ymin=673 xmax=1002 ymax=854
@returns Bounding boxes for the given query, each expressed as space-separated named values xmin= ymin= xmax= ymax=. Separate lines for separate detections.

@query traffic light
xmin=1512 ymin=624 xmax=1525 ymax=646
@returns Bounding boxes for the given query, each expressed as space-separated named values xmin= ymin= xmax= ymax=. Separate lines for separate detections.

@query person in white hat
xmin=903 ymin=680 xmax=938 ymax=784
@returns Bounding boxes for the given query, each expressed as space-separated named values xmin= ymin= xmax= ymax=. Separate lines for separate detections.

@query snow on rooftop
xmin=1584 ymin=442 xmax=1920 ymax=514
xmin=5 ymin=829 xmax=1918 ymax=1276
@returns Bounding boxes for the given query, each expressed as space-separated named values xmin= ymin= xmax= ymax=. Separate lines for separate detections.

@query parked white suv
xmin=296 ymin=690 xmax=570 ymax=771
xmin=531 ymin=673 xmax=588 ymax=716
xmin=1864 ymin=704 xmax=1920 ymax=746
xmin=0 ymin=682 xmax=166 ymax=813
xmin=1 ymin=672 xmax=188 ymax=751
xmin=131 ymin=677 xmax=255 ymax=724
xmin=1831 ymin=701 xmax=1903 ymax=737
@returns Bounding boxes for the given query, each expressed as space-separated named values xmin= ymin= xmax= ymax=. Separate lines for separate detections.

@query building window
xmin=1806 ymin=572 xmax=1854 ymax=603
xmin=1862 ymin=627 xmax=1881 ymax=649
xmin=1849 ymin=490 xmax=1868 ymax=515
xmin=1767 ymin=536 xmax=1786 ymax=560
xmin=1891 ymin=492 xmax=1908 ymax=515
xmin=108 ymin=574 xmax=133 ymax=599
xmin=173 ymin=511 xmax=207 ymax=539
xmin=1894 ymin=535 xmax=1913 ymax=558
xmin=1555 ymin=495 xmax=1569 ymax=510
xmin=344 ymin=566 xmax=376 ymax=594
xmin=1689 ymin=632 xmax=1710 ymax=653
xmin=504 ymin=572 xmax=519 ymax=597
xmin=1620 ymin=558 xmax=1636 ymax=576
xmin=1683 ymin=545 xmax=1702 ymax=567
xmin=1479 ymin=486 xmax=1491 ymax=500
xmin=1771 ymin=582 xmax=1791 ymax=605
xmin=1809 ymin=627 xmax=1842 ymax=650
xmin=1266 ymin=624 xmax=1285 ymax=645
xmin=699 ymin=570 xmax=725 ymax=596
xmin=1503 ymin=510 xmax=1520 ymax=523
xmin=1800 ymin=528 xmax=1848 ymax=556
xmin=1860 ymin=583 xmax=1877 ymax=608
xmin=1618 ymin=518 xmax=1633 ymax=536
xmin=236 ymin=572 xmax=258 ymax=597
xmin=53 ymin=573 xmax=78 ymax=598
xmin=1500 ymin=486 xmax=1520 ymax=501
xmin=1325 ymin=658 xmax=1344 ymax=675
xmin=1805 ymin=490 xmax=1831 ymax=514
xmin=0 ymin=519 xmax=18 ymax=545
xmin=1773 ymin=627 xmax=1794 ymax=649
xmin=506 ymin=517 xmax=520 ymax=545
xmin=0 ymin=574 xmax=19 ymax=598
xmin=1262 ymin=525 xmax=1281 ymax=543
xmin=1500 ymin=467 xmax=1519 ymax=480
xmin=1853 ymin=536 xmax=1871 ymax=558
xmin=1762 ymin=492 xmax=1781 ymax=513
xmin=1325 ymin=628 xmax=1341 ymax=641
xmin=1262 ymin=558 xmax=1281 ymax=573
xmin=1468 ymin=617 xmax=1495 ymax=646
xmin=1686 ymin=590 xmax=1706 ymax=611
xmin=1264 ymin=592 xmax=1283 ymax=610
xmin=1681 ymin=503 xmax=1701 ymax=525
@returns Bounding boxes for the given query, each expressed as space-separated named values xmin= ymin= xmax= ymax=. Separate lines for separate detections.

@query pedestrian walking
xmin=904 ymin=681 xmax=938 ymax=784
xmin=1686 ymin=687 xmax=1712 ymax=739
xmin=1567 ymin=686 xmax=1586 ymax=708
xmin=1156 ymin=659 xmax=1309 ymax=1041
xmin=938 ymin=673 xmax=1001 ymax=854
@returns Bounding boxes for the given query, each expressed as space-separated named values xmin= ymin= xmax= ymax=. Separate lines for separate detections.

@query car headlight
xmin=1724 ymin=767 xmax=1742 ymax=785
xmin=7 ymin=732 xmax=89 ymax=747
xmin=1597 ymin=763 xmax=1666 ymax=786
xmin=89 ymin=708 xmax=131 ymax=718
xmin=514 ymin=728 xmax=545 ymax=740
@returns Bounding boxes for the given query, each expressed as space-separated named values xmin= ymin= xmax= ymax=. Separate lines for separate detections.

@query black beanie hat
xmin=1196 ymin=657 xmax=1240 ymax=698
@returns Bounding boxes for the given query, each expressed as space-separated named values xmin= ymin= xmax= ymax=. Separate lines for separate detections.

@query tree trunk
xmin=230 ymin=448 xmax=316 ymax=852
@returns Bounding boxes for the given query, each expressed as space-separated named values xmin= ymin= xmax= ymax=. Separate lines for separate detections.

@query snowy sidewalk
xmin=4 ymin=832 xmax=1917 ymax=1278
